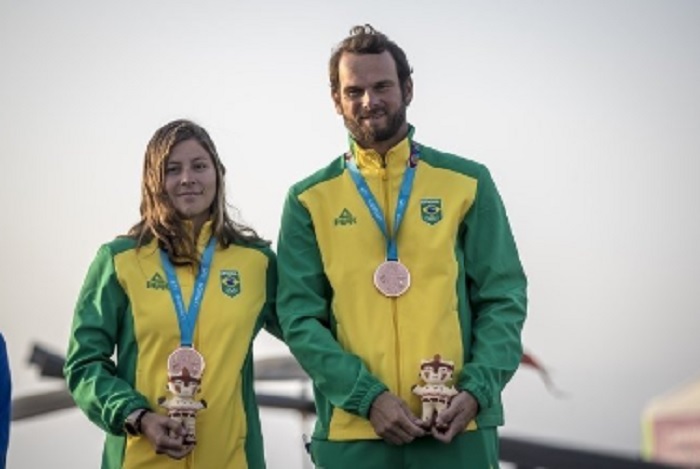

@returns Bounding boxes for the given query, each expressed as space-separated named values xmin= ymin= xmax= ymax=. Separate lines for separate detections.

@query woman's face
xmin=164 ymin=138 xmax=217 ymax=228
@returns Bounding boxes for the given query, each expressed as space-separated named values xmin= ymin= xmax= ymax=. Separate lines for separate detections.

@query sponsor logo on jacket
xmin=334 ymin=208 xmax=357 ymax=226
xmin=146 ymin=273 xmax=168 ymax=290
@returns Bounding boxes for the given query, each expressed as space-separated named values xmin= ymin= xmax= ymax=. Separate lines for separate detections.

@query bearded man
xmin=277 ymin=24 xmax=527 ymax=469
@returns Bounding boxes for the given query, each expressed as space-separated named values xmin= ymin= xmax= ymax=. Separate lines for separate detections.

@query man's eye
xmin=346 ymin=89 xmax=361 ymax=98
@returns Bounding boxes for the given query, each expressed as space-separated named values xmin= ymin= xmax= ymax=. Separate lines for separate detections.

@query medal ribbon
xmin=160 ymin=237 xmax=216 ymax=347
xmin=345 ymin=142 xmax=420 ymax=261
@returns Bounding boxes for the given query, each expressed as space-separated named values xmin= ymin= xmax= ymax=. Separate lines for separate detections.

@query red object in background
xmin=520 ymin=351 xmax=566 ymax=397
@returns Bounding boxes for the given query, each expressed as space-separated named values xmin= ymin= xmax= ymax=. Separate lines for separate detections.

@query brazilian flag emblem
xmin=421 ymin=198 xmax=442 ymax=225
xmin=220 ymin=270 xmax=241 ymax=297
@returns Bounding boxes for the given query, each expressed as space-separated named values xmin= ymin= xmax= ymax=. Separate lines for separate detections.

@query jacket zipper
xmin=381 ymin=164 xmax=402 ymax=395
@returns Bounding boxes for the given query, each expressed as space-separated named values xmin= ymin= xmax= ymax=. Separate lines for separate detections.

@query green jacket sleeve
xmin=277 ymin=189 xmax=387 ymax=418
xmin=458 ymin=167 xmax=527 ymax=410
xmin=64 ymin=245 xmax=151 ymax=435
xmin=261 ymin=248 xmax=283 ymax=341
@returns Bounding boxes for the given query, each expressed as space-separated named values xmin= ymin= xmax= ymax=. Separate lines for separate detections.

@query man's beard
xmin=344 ymin=102 xmax=407 ymax=148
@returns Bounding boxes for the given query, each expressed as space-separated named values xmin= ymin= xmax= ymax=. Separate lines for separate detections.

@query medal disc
xmin=167 ymin=347 xmax=206 ymax=380
xmin=373 ymin=260 xmax=411 ymax=297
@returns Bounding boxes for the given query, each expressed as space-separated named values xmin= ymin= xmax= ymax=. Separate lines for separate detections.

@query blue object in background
xmin=0 ymin=333 xmax=10 ymax=469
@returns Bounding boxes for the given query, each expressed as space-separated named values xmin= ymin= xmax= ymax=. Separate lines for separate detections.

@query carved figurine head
xmin=419 ymin=354 xmax=455 ymax=385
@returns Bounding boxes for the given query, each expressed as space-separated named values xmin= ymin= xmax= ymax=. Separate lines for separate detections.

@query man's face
xmin=333 ymin=51 xmax=412 ymax=147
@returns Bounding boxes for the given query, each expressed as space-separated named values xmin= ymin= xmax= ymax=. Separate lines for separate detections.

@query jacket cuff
xmin=459 ymin=381 xmax=492 ymax=410
xmin=114 ymin=398 xmax=152 ymax=435
xmin=358 ymin=382 xmax=389 ymax=418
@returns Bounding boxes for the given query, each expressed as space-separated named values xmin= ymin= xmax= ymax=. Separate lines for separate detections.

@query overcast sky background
xmin=2 ymin=0 xmax=699 ymax=467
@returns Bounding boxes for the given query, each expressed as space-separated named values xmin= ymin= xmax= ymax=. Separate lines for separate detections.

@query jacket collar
xmin=144 ymin=219 xmax=214 ymax=255
xmin=190 ymin=219 xmax=214 ymax=254
xmin=348 ymin=125 xmax=416 ymax=176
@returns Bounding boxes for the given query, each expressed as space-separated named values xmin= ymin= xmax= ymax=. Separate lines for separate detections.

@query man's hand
xmin=432 ymin=391 xmax=479 ymax=443
xmin=368 ymin=391 xmax=426 ymax=445
xmin=140 ymin=412 xmax=193 ymax=459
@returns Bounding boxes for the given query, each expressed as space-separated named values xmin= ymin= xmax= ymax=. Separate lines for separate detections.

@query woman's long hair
xmin=127 ymin=119 xmax=266 ymax=266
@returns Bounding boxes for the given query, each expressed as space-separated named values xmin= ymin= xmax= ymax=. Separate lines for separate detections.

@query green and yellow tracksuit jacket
xmin=64 ymin=223 xmax=279 ymax=469
xmin=277 ymin=129 xmax=527 ymax=442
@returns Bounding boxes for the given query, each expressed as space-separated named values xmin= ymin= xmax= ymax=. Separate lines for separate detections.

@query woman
xmin=65 ymin=119 xmax=280 ymax=468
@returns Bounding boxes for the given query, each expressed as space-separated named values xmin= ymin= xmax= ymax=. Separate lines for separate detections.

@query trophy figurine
xmin=411 ymin=354 xmax=459 ymax=426
xmin=158 ymin=347 xmax=207 ymax=445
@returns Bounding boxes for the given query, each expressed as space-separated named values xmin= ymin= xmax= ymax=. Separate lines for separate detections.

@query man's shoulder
xmin=288 ymin=156 xmax=345 ymax=197
xmin=419 ymin=143 xmax=489 ymax=179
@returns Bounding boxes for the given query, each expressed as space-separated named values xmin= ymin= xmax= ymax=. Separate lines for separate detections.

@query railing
xmin=249 ymin=393 xmax=680 ymax=469
xmin=499 ymin=436 xmax=678 ymax=469
xmin=12 ymin=344 xmax=682 ymax=469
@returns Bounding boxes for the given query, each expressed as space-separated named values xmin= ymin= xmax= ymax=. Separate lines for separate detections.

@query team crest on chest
xmin=420 ymin=198 xmax=442 ymax=225
xmin=220 ymin=270 xmax=241 ymax=297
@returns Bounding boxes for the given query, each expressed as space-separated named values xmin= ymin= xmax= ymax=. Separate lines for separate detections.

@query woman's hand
xmin=140 ymin=412 xmax=193 ymax=459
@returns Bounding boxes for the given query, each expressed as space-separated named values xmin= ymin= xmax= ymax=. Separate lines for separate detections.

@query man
xmin=0 ymin=333 xmax=10 ymax=469
xmin=277 ymin=24 xmax=527 ymax=468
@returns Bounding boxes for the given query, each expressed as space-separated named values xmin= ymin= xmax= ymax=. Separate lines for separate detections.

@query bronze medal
xmin=167 ymin=346 xmax=206 ymax=379
xmin=373 ymin=260 xmax=411 ymax=297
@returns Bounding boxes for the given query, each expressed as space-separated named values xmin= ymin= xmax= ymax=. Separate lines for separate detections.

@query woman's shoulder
xmin=98 ymin=236 xmax=140 ymax=257
xmin=223 ymin=238 xmax=275 ymax=263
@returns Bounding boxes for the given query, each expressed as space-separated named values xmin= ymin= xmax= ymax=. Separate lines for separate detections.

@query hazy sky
xmin=2 ymin=1 xmax=699 ymax=467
